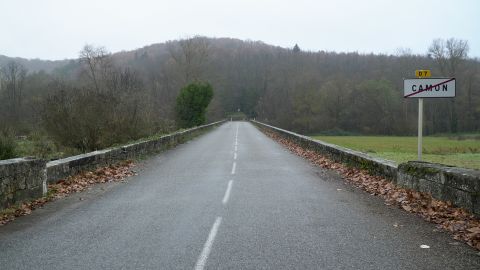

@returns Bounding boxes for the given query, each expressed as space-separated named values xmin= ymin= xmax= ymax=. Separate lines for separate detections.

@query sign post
xmin=416 ymin=70 xmax=428 ymax=161
xmin=404 ymin=71 xmax=456 ymax=161
xmin=417 ymin=97 xmax=423 ymax=161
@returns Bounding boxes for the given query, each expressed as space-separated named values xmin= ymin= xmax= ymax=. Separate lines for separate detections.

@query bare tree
xmin=445 ymin=38 xmax=469 ymax=76
xmin=79 ymin=44 xmax=111 ymax=92
xmin=395 ymin=47 xmax=413 ymax=57
xmin=0 ymin=61 xmax=27 ymax=121
xmin=428 ymin=38 xmax=469 ymax=133
xmin=167 ymin=36 xmax=210 ymax=83
xmin=428 ymin=38 xmax=469 ymax=76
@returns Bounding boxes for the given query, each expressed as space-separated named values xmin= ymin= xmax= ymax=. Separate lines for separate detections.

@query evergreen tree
xmin=175 ymin=82 xmax=214 ymax=128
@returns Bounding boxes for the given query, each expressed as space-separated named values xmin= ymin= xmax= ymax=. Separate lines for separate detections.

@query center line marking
xmin=222 ymin=180 xmax=233 ymax=204
xmin=234 ymin=152 xmax=237 ymax=160
xmin=194 ymin=217 xmax=222 ymax=270
xmin=231 ymin=162 xmax=236 ymax=175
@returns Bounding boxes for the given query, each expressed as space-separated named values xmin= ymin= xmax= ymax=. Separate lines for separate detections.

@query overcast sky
xmin=1 ymin=0 xmax=479 ymax=60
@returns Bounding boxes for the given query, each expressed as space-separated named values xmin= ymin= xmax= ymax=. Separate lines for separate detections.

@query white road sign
xmin=404 ymin=78 xmax=456 ymax=98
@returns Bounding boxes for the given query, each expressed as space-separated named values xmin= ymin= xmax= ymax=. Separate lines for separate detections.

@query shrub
xmin=0 ymin=129 xmax=17 ymax=160
xmin=42 ymin=80 xmax=154 ymax=152
xmin=175 ymin=82 xmax=214 ymax=128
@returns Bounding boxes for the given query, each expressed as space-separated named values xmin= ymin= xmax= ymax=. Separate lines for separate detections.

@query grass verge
xmin=312 ymin=135 xmax=480 ymax=170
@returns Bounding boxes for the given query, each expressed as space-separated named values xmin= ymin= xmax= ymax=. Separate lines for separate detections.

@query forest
xmin=0 ymin=36 xmax=479 ymax=159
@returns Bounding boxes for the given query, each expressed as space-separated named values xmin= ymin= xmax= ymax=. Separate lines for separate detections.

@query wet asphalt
xmin=0 ymin=121 xmax=479 ymax=269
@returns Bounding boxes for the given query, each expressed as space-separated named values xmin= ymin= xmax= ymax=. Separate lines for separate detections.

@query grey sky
xmin=1 ymin=0 xmax=479 ymax=60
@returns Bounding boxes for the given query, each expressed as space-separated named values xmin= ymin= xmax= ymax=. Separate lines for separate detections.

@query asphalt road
xmin=0 ymin=122 xmax=479 ymax=269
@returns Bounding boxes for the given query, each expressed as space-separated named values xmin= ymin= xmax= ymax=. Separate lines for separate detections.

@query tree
xmin=79 ymin=44 xmax=111 ymax=92
xmin=350 ymin=80 xmax=399 ymax=134
xmin=318 ymin=77 xmax=352 ymax=130
xmin=428 ymin=38 xmax=469 ymax=133
xmin=0 ymin=61 xmax=27 ymax=124
xmin=293 ymin=44 xmax=301 ymax=53
xmin=167 ymin=36 xmax=210 ymax=84
xmin=428 ymin=38 xmax=469 ymax=76
xmin=42 ymin=45 xmax=157 ymax=152
xmin=175 ymin=82 xmax=213 ymax=128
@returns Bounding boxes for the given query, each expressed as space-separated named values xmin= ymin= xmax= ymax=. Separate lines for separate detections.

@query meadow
xmin=311 ymin=135 xmax=480 ymax=170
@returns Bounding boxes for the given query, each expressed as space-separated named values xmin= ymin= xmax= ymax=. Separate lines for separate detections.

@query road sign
xmin=404 ymin=78 xmax=456 ymax=98
xmin=407 ymin=72 xmax=456 ymax=161
xmin=415 ymin=70 xmax=431 ymax=78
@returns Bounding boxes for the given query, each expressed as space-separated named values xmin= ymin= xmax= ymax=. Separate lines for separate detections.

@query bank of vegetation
xmin=0 ymin=37 xmax=478 ymax=161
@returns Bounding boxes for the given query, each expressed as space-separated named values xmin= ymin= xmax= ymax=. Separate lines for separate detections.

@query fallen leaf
xmin=262 ymin=129 xmax=480 ymax=251
xmin=0 ymin=160 xmax=135 ymax=226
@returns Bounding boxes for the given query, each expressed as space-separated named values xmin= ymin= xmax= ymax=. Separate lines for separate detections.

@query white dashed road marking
xmin=194 ymin=217 xmax=223 ymax=270
xmin=222 ymin=180 xmax=233 ymax=205
xmin=231 ymin=162 xmax=236 ymax=175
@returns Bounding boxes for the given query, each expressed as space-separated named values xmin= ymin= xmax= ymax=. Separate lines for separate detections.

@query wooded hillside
xmin=1 ymin=37 xmax=478 ymax=158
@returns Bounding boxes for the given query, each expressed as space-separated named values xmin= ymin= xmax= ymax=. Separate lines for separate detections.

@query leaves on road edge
xmin=263 ymin=130 xmax=480 ymax=250
xmin=0 ymin=161 xmax=136 ymax=226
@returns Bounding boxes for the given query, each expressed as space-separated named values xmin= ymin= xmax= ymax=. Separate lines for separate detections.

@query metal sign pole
xmin=418 ymin=98 xmax=423 ymax=161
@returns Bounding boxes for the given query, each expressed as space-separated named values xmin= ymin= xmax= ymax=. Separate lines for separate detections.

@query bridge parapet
xmin=0 ymin=158 xmax=46 ymax=210
xmin=252 ymin=120 xmax=480 ymax=216
xmin=0 ymin=120 xmax=225 ymax=211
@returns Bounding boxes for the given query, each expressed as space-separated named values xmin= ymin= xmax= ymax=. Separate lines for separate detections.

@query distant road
xmin=0 ymin=122 xmax=479 ymax=269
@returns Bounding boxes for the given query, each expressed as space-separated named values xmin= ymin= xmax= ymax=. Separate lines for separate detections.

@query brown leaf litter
xmin=263 ymin=129 xmax=480 ymax=250
xmin=0 ymin=161 xmax=135 ymax=226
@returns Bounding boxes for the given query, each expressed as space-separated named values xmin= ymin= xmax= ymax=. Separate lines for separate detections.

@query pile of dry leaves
xmin=0 ymin=161 xmax=135 ymax=226
xmin=264 ymin=130 xmax=480 ymax=250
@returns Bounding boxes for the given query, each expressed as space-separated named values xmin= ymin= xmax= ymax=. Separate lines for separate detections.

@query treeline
xmin=122 ymin=37 xmax=479 ymax=135
xmin=0 ymin=37 xmax=479 ymax=158
xmin=0 ymin=46 xmax=173 ymax=158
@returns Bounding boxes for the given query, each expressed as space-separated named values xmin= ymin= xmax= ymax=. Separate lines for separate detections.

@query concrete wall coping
xmin=0 ymin=157 xmax=37 ymax=166
xmin=46 ymin=149 xmax=112 ymax=167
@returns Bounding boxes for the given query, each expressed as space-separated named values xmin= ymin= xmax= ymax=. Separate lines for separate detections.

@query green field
xmin=311 ymin=135 xmax=480 ymax=170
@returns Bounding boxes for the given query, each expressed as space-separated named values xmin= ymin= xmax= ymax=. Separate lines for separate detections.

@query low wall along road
xmin=252 ymin=120 xmax=480 ymax=216
xmin=0 ymin=121 xmax=225 ymax=211
xmin=2 ymin=119 xmax=479 ymax=217
xmin=0 ymin=158 xmax=46 ymax=210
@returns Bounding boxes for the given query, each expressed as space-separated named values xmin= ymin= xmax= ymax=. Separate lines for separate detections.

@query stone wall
xmin=47 ymin=120 xmax=225 ymax=183
xmin=0 ymin=121 xmax=224 ymax=210
xmin=252 ymin=121 xmax=398 ymax=179
xmin=252 ymin=120 xmax=480 ymax=216
xmin=398 ymin=162 xmax=480 ymax=215
xmin=0 ymin=158 xmax=46 ymax=210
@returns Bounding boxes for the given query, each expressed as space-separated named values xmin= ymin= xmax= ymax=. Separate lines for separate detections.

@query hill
xmin=0 ymin=55 xmax=71 ymax=74
xmin=1 ymin=37 xmax=479 ymax=139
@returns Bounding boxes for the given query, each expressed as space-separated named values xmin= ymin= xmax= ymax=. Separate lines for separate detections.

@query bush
xmin=42 ymin=79 xmax=155 ymax=152
xmin=29 ymin=132 xmax=59 ymax=159
xmin=175 ymin=82 xmax=214 ymax=128
xmin=0 ymin=129 xmax=17 ymax=160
